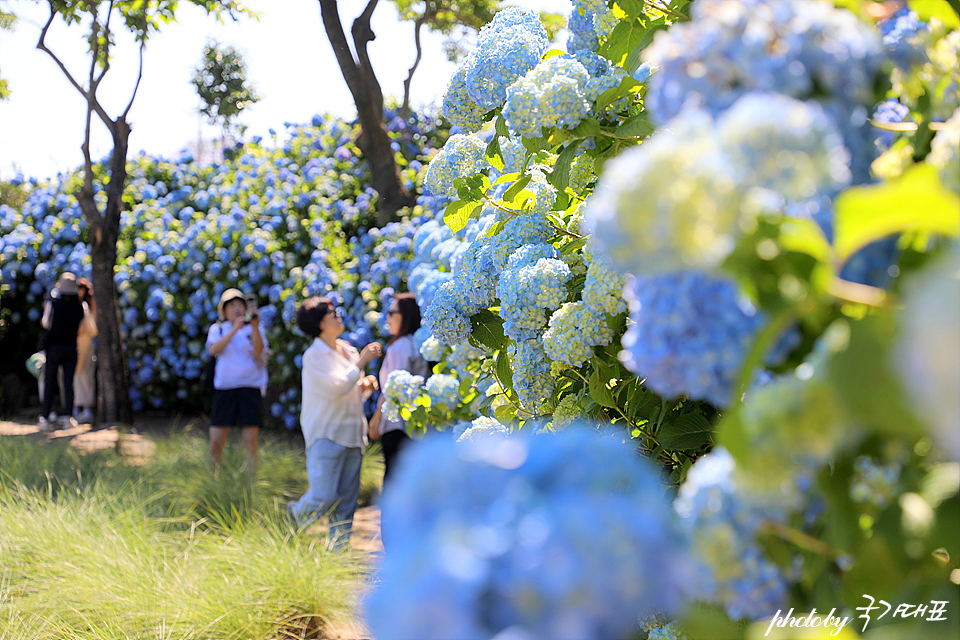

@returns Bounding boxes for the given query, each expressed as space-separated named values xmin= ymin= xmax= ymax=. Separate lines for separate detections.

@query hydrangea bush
xmin=366 ymin=0 xmax=960 ymax=638
xmin=0 ymin=108 xmax=447 ymax=428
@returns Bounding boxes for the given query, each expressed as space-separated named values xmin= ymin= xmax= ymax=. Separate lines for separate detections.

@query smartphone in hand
xmin=244 ymin=294 xmax=258 ymax=323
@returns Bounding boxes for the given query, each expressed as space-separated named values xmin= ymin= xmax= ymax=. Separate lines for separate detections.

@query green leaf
xmin=494 ymin=404 xmax=517 ymax=427
xmin=614 ymin=111 xmax=654 ymax=139
xmin=614 ymin=0 xmax=646 ymax=21
xmin=502 ymin=174 xmax=533 ymax=204
xmin=679 ymin=604 xmax=746 ymax=640
xmin=659 ymin=413 xmax=713 ymax=451
xmin=599 ymin=17 xmax=649 ymax=67
xmin=595 ymin=77 xmax=642 ymax=113
xmin=833 ymin=163 xmax=960 ymax=263
xmin=912 ymin=0 xmax=960 ymax=27
xmin=494 ymin=115 xmax=510 ymax=139
xmin=548 ymin=141 xmax=581 ymax=192
xmin=826 ymin=315 xmax=927 ymax=438
xmin=622 ymin=17 xmax=667 ymax=73
xmin=588 ymin=369 xmax=618 ymax=408
xmin=496 ymin=346 xmax=514 ymax=391
xmin=570 ymin=117 xmax=601 ymax=138
xmin=470 ymin=309 xmax=505 ymax=351
xmin=485 ymin=136 xmax=504 ymax=172
xmin=444 ymin=199 xmax=481 ymax=234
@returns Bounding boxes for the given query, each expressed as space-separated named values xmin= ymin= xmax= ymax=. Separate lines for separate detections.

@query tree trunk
xmin=318 ymin=0 xmax=415 ymax=226
xmin=76 ymin=117 xmax=133 ymax=426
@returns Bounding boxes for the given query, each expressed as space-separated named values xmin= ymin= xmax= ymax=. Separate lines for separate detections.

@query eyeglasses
xmin=387 ymin=309 xmax=399 ymax=316
xmin=323 ymin=308 xmax=343 ymax=321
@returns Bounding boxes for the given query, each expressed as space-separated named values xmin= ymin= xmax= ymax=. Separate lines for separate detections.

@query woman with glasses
xmin=288 ymin=296 xmax=381 ymax=547
xmin=368 ymin=292 xmax=430 ymax=486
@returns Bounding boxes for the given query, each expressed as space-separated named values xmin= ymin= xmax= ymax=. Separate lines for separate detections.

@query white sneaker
xmin=38 ymin=416 xmax=52 ymax=432
xmin=76 ymin=409 xmax=94 ymax=424
xmin=58 ymin=415 xmax=78 ymax=429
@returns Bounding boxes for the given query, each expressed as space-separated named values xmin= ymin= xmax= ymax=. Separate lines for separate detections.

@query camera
xmin=244 ymin=294 xmax=259 ymax=324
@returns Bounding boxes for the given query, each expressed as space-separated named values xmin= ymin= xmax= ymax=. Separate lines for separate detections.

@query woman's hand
xmin=360 ymin=374 xmax=379 ymax=393
xmin=368 ymin=408 xmax=382 ymax=441
xmin=357 ymin=342 xmax=382 ymax=368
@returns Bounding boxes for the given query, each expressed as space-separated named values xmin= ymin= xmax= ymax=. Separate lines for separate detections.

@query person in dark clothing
xmin=39 ymin=272 xmax=85 ymax=430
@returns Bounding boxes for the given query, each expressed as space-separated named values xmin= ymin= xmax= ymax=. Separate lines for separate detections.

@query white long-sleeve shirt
xmin=300 ymin=337 xmax=369 ymax=449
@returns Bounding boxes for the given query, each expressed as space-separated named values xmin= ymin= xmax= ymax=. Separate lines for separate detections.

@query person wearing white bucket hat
xmin=205 ymin=288 xmax=267 ymax=470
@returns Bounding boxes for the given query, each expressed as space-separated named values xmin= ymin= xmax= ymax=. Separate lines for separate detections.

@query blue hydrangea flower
xmin=497 ymin=256 xmax=572 ymax=341
xmin=456 ymin=415 xmax=509 ymax=442
xmin=850 ymin=457 xmax=901 ymax=508
xmin=581 ymin=253 xmax=627 ymax=317
xmin=566 ymin=5 xmax=599 ymax=53
xmin=621 ymin=272 xmax=768 ymax=408
xmin=424 ymin=134 xmax=488 ymax=198
xmin=872 ymin=98 xmax=911 ymax=152
xmin=419 ymin=335 xmax=447 ymax=362
xmin=716 ymin=92 xmax=852 ymax=205
xmin=424 ymin=280 xmax=474 ymax=346
xmin=880 ymin=7 xmax=928 ymax=70
xmin=441 ymin=65 xmax=488 ymax=133
xmin=464 ymin=8 xmax=548 ymax=110
xmin=542 ymin=301 xmax=612 ymax=367
xmin=426 ymin=373 xmax=461 ymax=409
xmin=502 ymin=56 xmax=592 ymax=138
xmin=582 ymin=110 xmax=744 ymax=277
xmin=366 ymin=428 xmax=689 ymax=640
xmin=512 ymin=339 xmax=555 ymax=410
xmin=643 ymin=0 xmax=886 ymax=126
xmin=675 ymin=447 xmax=790 ymax=621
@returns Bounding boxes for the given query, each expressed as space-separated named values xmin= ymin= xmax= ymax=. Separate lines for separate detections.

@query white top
xmin=378 ymin=334 xmax=431 ymax=434
xmin=300 ymin=337 xmax=369 ymax=449
xmin=206 ymin=322 xmax=268 ymax=390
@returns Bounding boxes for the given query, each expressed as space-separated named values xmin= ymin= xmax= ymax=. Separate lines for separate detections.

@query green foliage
xmin=0 ymin=8 xmax=13 ymax=100
xmin=191 ymin=40 xmax=260 ymax=138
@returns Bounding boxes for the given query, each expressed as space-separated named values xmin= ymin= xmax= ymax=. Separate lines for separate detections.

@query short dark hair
xmin=390 ymin=292 xmax=421 ymax=343
xmin=296 ymin=296 xmax=334 ymax=338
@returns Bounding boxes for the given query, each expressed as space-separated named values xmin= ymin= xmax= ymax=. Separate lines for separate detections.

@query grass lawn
xmin=0 ymin=424 xmax=384 ymax=640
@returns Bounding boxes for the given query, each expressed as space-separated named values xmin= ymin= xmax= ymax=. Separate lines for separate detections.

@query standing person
xmin=74 ymin=277 xmax=98 ymax=424
xmin=288 ymin=296 xmax=381 ymax=547
xmin=368 ymin=293 xmax=430 ymax=486
xmin=206 ymin=288 xmax=268 ymax=471
xmin=39 ymin=272 xmax=84 ymax=430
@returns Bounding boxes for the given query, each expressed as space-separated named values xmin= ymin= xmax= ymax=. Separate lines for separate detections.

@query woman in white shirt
xmin=206 ymin=288 xmax=267 ymax=470
xmin=368 ymin=292 xmax=430 ymax=486
xmin=288 ymin=296 xmax=380 ymax=546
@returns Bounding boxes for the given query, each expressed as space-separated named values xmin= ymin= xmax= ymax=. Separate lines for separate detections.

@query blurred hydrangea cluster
xmin=366 ymin=428 xmax=688 ymax=640
xmin=674 ymin=447 xmax=794 ymax=621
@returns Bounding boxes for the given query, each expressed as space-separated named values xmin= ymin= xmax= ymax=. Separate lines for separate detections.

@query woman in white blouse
xmin=367 ymin=292 xmax=430 ymax=486
xmin=288 ymin=296 xmax=380 ymax=545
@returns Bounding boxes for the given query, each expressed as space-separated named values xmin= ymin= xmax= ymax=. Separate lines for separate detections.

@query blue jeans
xmin=288 ymin=438 xmax=363 ymax=545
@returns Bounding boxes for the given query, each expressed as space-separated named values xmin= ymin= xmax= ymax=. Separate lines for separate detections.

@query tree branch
xmin=93 ymin=0 xmax=114 ymax=87
xmin=121 ymin=3 xmax=148 ymax=120
xmin=318 ymin=0 xmax=364 ymax=99
xmin=351 ymin=0 xmax=384 ymax=118
xmin=36 ymin=2 xmax=114 ymax=132
xmin=37 ymin=5 xmax=85 ymax=96
xmin=401 ymin=14 xmax=428 ymax=116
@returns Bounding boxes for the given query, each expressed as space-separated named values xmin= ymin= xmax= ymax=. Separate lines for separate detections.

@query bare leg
xmin=209 ymin=426 xmax=231 ymax=468
xmin=241 ymin=426 xmax=260 ymax=472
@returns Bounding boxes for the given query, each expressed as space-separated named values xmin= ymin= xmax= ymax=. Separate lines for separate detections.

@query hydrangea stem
xmin=728 ymin=307 xmax=797 ymax=408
